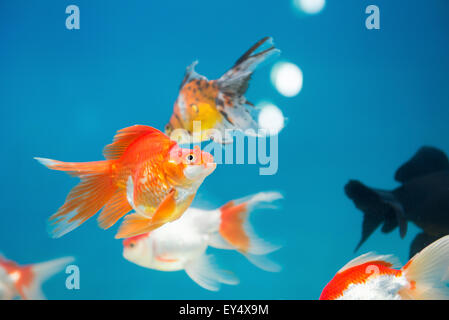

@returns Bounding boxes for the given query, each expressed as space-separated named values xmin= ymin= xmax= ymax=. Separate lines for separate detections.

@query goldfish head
xmin=165 ymin=80 xmax=221 ymax=144
xmin=167 ymin=145 xmax=216 ymax=183
xmin=122 ymin=233 xmax=152 ymax=267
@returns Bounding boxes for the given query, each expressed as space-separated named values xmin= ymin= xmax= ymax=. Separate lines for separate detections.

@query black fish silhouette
xmin=345 ymin=146 xmax=449 ymax=258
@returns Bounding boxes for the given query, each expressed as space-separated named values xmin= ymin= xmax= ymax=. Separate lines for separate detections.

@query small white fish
xmin=122 ymin=192 xmax=282 ymax=291
xmin=0 ymin=254 xmax=74 ymax=300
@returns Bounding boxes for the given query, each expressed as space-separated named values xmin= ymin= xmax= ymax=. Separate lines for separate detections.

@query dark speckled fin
xmin=395 ymin=146 xmax=449 ymax=184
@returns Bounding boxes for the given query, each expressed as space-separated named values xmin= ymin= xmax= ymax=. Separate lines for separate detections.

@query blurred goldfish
xmin=123 ymin=192 xmax=282 ymax=291
xmin=165 ymin=37 xmax=280 ymax=144
xmin=36 ymin=125 xmax=216 ymax=239
xmin=0 ymin=255 xmax=73 ymax=300
xmin=320 ymin=235 xmax=449 ymax=300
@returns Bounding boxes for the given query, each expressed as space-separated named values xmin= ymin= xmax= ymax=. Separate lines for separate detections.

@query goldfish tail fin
xmin=19 ymin=257 xmax=74 ymax=300
xmin=344 ymin=180 xmax=407 ymax=252
xmin=216 ymin=192 xmax=282 ymax=258
xmin=35 ymin=157 xmax=119 ymax=238
xmin=219 ymin=37 xmax=280 ymax=96
xmin=400 ymin=235 xmax=449 ymax=300
xmin=243 ymin=253 xmax=282 ymax=273
xmin=184 ymin=254 xmax=239 ymax=291
xmin=216 ymin=37 xmax=280 ymax=135
xmin=115 ymin=213 xmax=159 ymax=239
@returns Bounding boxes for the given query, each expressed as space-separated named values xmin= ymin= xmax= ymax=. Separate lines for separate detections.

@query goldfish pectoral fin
xmin=115 ymin=214 xmax=161 ymax=239
xmin=395 ymin=146 xmax=449 ymax=183
xmin=184 ymin=254 xmax=239 ymax=291
xmin=150 ymin=188 xmax=178 ymax=225
xmin=155 ymin=254 xmax=179 ymax=263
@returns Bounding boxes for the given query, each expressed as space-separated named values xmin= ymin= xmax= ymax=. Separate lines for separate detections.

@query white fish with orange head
xmin=320 ymin=235 xmax=449 ymax=300
xmin=122 ymin=192 xmax=282 ymax=291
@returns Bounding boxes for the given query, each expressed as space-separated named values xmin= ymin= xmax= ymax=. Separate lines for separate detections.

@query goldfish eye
xmin=191 ymin=104 xmax=199 ymax=113
xmin=186 ymin=154 xmax=196 ymax=163
xmin=129 ymin=242 xmax=135 ymax=248
xmin=165 ymin=124 xmax=171 ymax=132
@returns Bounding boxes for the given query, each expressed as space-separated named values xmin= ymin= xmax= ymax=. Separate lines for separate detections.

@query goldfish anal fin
xmin=97 ymin=191 xmax=132 ymax=229
xmin=103 ymin=125 xmax=170 ymax=160
xmin=184 ymin=254 xmax=239 ymax=291
xmin=115 ymin=214 xmax=162 ymax=239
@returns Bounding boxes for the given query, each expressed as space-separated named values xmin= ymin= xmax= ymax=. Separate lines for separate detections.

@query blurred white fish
xmin=0 ymin=254 xmax=74 ymax=300
xmin=123 ymin=192 xmax=283 ymax=291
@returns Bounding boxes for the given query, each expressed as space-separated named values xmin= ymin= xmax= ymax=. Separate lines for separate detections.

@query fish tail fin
xmin=243 ymin=253 xmax=282 ymax=273
xmin=344 ymin=180 xmax=407 ymax=252
xmin=400 ymin=235 xmax=449 ymax=300
xmin=184 ymin=254 xmax=239 ymax=291
xmin=18 ymin=257 xmax=74 ymax=300
xmin=216 ymin=37 xmax=280 ymax=134
xmin=219 ymin=37 xmax=280 ymax=96
xmin=35 ymin=157 xmax=120 ymax=238
xmin=216 ymin=192 xmax=282 ymax=270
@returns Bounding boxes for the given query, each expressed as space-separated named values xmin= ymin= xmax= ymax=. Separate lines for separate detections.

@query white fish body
xmin=123 ymin=192 xmax=283 ymax=291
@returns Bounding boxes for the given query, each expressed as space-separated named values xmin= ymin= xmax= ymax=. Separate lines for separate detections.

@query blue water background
xmin=1 ymin=0 xmax=449 ymax=299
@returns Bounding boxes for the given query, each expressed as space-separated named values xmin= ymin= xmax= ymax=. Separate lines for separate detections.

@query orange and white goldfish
xmin=123 ymin=192 xmax=282 ymax=291
xmin=165 ymin=37 xmax=280 ymax=144
xmin=36 ymin=125 xmax=216 ymax=239
xmin=320 ymin=235 xmax=449 ymax=300
xmin=0 ymin=255 xmax=73 ymax=300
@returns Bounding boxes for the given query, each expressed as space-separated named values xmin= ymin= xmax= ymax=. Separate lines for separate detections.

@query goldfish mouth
xmin=204 ymin=162 xmax=217 ymax=171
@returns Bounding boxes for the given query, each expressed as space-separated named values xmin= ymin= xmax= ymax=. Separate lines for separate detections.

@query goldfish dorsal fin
xmin=179 ymin=61 xmax=207 ymax=89
xmin=337 ymin=252 xmax=400 ymax=274
xmin=395 ymin=146 xmax=449 ymax=183
xmin=103 ymin=125 xmax=169 ymax=160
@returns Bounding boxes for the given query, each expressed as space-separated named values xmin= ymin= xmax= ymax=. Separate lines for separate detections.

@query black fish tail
xmin=344 ymin=180 xmax=408 ymax=252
